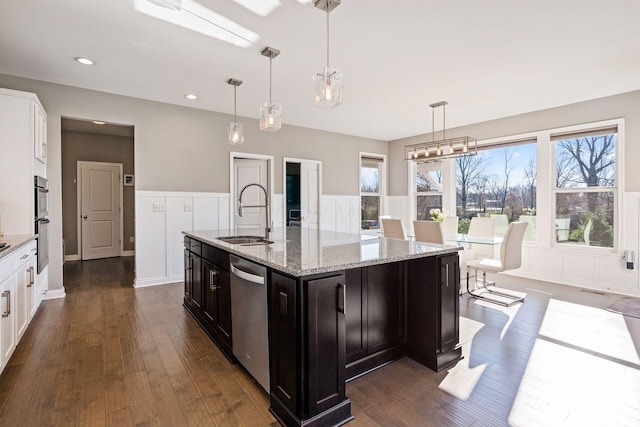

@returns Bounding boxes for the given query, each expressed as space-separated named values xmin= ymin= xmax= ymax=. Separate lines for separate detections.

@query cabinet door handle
xmin=27 ymin=266 xmax=34 ymax=287
xmin=20 ymin=254 xmax=28 ymax=260
xmin=337 ymin=283 xmax=346 ymax=315
xmin=210 ymin=269 xmax=218 ymax=291
xmin=2 ymin=290 xmax=10 ymax=318
xmin=445 ymin=264 xmax=449 ymax=287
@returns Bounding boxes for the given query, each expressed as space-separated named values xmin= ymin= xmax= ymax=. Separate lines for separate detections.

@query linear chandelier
xmin=406 ymin=101 xmax=477 ymax=162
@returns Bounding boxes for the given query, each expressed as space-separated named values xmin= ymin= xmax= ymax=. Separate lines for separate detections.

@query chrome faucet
xmin=238 ymin=183 xmax=271 ymax=237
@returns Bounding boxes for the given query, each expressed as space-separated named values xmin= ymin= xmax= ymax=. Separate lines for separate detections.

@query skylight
xmin=134 ymin=0 xmax=260 ymax=48
xmin=232 ymin=0 xmax=280 ymax=17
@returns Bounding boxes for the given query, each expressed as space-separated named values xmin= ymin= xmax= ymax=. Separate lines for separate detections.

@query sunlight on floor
xmin=509 ymin=338 xmax=640 ymax=426
xmin=439 ymin=316 xmax=487 ymax=399
xmin=472 ymin=297 xmax=523 ymax=340
xmin=539 ymin=299 xmax=640 ymax=366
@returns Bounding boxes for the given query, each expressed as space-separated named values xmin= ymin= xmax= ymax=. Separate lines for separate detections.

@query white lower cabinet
xmin=1 ymin=269 xmax=17 ymax=371
xmin=15 ymin=242 xmax=37 ymax=341
xmin=0 ymin=239 xmax=38 ymax=375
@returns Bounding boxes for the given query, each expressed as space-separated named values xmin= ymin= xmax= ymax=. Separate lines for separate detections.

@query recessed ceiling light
xmin=74 ymin=57 xmax=95 ymax=66
xmin=185 ymin=94 xmax=198 ymax=100
xmin=92 ymin=121 xmax=106 ymax=125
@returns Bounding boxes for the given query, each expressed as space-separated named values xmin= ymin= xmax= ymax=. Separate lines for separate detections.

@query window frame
xmin=414 ymin=161 xmax=443 ymax=220
xmin=359 ymin=153 xmax=386 ymax=231
xmin=550 ymin=120 xmax=623 ymax=252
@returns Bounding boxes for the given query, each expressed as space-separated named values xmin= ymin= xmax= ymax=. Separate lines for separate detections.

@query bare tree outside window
xmin=554 ymin=133 xmax=616 ymax=247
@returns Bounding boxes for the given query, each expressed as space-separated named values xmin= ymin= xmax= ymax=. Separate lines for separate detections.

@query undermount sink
xmin=216 ymin=235 xmax=273 ymax=245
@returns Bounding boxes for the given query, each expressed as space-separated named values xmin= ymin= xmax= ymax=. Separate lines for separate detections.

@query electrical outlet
xmin=184 ymin=203 xmax=192 ymax=212
xmin=152 ymin=203 xmax=165 ymax=212
xmin=129 ymin=236 xmax=135 ymax=243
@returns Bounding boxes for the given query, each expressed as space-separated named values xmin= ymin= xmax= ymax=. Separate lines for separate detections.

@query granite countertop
xmin=184 ymin=227 xmax=461 ymax=277
xmin=0 ymin=234 xmax=36 ymax=262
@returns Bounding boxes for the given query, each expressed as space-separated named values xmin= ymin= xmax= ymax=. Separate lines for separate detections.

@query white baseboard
xmin=134 ymin=275 xmax=183 ymax=288
xmin=64 ymin=254 xmax=80 ymax=261
xmin=43 ymin=288 xmax=66 ymax=300
xmin=122 ymin=250 xmax=135 ymax=257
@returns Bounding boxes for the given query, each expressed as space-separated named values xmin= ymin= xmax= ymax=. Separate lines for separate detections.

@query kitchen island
xmin=183 ymin=227 xmax=462 ymax=427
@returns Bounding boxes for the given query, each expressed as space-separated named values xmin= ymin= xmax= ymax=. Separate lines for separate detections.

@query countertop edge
xmin=0 ymin=234 xmax=37 ymax=262
xmin=183 ymin=231 xmax=461 ymax=278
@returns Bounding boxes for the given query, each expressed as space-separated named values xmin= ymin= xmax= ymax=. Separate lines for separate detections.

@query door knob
xmin=83 ymin=215 xmax=88 ymax=219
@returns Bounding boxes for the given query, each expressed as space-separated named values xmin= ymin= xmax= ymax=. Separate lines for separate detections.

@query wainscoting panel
xmin=135 ymin=192 xmax=358 ymax=287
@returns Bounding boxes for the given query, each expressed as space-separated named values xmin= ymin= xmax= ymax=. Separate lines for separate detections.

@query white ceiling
xmin=1 ymin=0 xmax=639 ymax=141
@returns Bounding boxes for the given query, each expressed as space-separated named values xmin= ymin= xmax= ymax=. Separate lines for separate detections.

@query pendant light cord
xmin=234 ymin=85 xmax=237 ymax=122
xmin=269 ymin=56 xmax=273 ymax=104
xmin=442 ymin=103 xmax=446 ymax=141
xmin=326 ymin=9 xmax=330 ymax=68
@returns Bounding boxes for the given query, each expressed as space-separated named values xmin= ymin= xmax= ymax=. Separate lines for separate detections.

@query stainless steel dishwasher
xmin=229 ymin=255 xmax=269 ymax=392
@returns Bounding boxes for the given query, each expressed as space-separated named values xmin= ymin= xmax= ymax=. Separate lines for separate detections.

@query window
xmin=455 ymin=141 xmax=537 ymax=238
xmin=360 ymin=156 xmax=384 ymax=230
xmin=415 ymin=162 xmax=443 ymax=220
xmin=553 ymin=126 xmax=617 ymax=248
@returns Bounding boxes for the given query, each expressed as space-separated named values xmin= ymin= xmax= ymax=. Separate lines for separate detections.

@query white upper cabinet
xmin=33 ymin=102 xmax=47 ymax=164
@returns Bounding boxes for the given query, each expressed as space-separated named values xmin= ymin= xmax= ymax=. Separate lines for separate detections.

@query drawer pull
xmin=20 ymin=254 xmax=29 ymax=260
xmin=2 ymin=290 xmax=10 ymax=318
xmin=27 ymin=266 xmax=35 ymax=287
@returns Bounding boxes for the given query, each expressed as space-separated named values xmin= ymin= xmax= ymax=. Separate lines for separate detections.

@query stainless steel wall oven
xmin=34 ymin=176 xmax=49 ymax=273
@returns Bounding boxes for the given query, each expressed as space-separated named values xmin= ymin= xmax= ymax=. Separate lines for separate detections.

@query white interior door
xmin=234 ymin=158 xmax=268 ymax=232
xmin=301 ymin=162 xmax=320 ymax=229
xmin=80 ymin=161 xmax=122 ymax=260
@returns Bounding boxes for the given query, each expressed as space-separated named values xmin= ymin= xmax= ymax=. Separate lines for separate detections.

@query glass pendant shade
xmin=228 ymin=122 xmax=244 ymax=145
xmin=313 ymin=67 xmax=343 ymax=108
xmin=260 ymin=102 xmax=282 ymax=131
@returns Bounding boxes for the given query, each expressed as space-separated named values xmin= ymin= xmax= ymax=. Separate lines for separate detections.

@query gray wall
xmin=61 ymin=130 xmax=135 ymax=255
xmin=0 ymin=73 xmax=386 ymax=292
xmin=389 ymin=90 xmax=640 ymax=195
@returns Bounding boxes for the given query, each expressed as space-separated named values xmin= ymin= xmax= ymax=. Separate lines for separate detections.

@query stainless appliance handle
xmin=231 ymin=263 xmax=265 ymax=285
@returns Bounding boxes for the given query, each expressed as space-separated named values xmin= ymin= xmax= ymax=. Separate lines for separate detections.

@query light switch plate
xmin=184 ymin=203 xmax=192 ymax=212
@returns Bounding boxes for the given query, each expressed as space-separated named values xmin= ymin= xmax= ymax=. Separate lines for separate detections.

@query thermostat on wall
xmin=124 ymin=174 xmax=134 ymax=186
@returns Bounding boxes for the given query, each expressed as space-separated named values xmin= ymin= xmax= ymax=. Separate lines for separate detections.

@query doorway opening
xmin=283 ymin=158 xmax=321 ymax=229
xmin=61 ymin=118 xmax=135 ymax=266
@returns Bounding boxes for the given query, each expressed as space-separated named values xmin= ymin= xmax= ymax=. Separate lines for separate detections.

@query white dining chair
xmin=413 ymin=220 xmax=444 ymax=244
xmin=465 ymin=221 xmax=528 ymax=306
xmin=381 ymin=218 xmax=406 ymax=240
xmin=467 ymin=217 xmax=495 ymax=258
xmin=442 ymin=216 xmax=459 ymax=238
xmin=491 ymin=214 xmax=509 ymax=237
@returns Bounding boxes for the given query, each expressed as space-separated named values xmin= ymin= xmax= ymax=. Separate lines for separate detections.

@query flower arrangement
xmin=429 ymin=208 xmax=449 ymax=223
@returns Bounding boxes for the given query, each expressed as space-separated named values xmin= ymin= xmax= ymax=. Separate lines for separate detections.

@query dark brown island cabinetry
xmin=184 ymin=230 xmax=461 ymax=427
xmin=269 ymin=271 xmax=351 ymax=427
xmin=183 ymin=237 xmax=233 ymax=360
xmin=407 ymin=253 xmax=461 ymax=371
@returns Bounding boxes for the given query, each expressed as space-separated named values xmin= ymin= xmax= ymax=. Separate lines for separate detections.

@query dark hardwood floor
xmin=0 ymin=258 xmax=638 ymax=426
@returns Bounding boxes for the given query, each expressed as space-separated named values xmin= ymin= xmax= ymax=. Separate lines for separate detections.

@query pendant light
xmin=259 ymin=46 xmax=282 ymax=131
xmin=405 ymin=101 xmax=477 ymax=162
xmin=313 ymin=0 xmax=343 ymax=108
xmin=227 ymin=78 xmax=244 ymax=145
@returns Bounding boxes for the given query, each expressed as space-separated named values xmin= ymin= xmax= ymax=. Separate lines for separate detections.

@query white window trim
xmin=360 ymin=152 xmax=386 ymax=231
xmin=549 ymin=118 xmax=624 ymax=254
